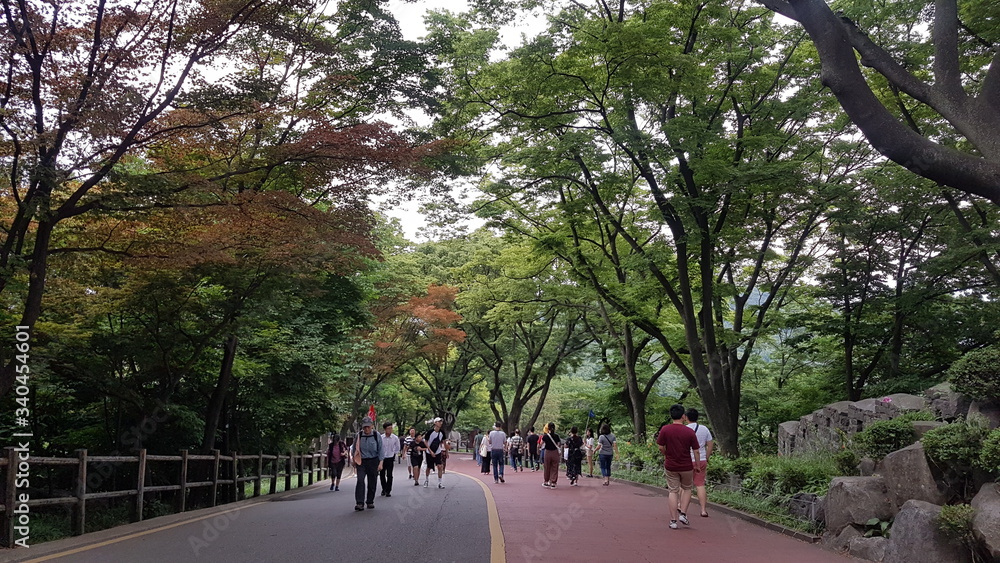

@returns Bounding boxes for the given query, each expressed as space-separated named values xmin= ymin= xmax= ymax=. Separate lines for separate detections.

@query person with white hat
xmin=424 ymin=417 xmax=447 ymax=488
xmin=353 ymin=416 xmax=383 ymax=511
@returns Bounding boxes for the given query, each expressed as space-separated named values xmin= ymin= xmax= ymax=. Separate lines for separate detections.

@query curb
xmin=617 ymin=477 xmax=823 ymax=544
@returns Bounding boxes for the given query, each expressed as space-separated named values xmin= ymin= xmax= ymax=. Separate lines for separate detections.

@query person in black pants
xmin=526 ymin=427 xmax=539 ymax=471
xmin=354 ymin=417 xmax=383 ymax=511
xmin=379 ymin=422 xmax=400 ymax=497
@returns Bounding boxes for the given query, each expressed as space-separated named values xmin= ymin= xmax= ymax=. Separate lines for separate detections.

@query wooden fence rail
xmin=0 ymin=448 xmax=329 ymax=548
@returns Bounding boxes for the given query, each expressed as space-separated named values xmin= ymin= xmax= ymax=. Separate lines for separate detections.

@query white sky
xmin=378 ymin=0 xmax=546 ymax=241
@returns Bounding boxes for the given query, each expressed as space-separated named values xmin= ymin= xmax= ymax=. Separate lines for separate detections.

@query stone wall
xmin=778 ymin=393 xmax=934 ymax=456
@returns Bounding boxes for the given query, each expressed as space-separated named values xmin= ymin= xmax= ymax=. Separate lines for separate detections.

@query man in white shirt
xmin=685 ymin=408 xmax=714 ymax=517
xmin=380 ymin=422 xmax=401 ymax=497
xmin=488 ymin=421 xmax=508 ymax=484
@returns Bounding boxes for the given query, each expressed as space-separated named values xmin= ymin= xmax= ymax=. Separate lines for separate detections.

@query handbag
xmin=479 ymin=436 xmax=490 ymax=457
xmin=352 ymin=434 xmax=362 ymax=466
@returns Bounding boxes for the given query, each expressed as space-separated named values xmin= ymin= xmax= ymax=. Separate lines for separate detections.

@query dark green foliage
xmin=980 ymin=429 xmax=1000 ymax=475
xmin=948 ymin=346 xmax=1000 ymax=402
xmin=863 ymin=517 xmax=892 ymax=538
xmin=833 ymin=449 xmax=861 ymax=476
xmin=854 ymin=411 xmax=935 ymax=460
xmin=739 ymin=455 xmax=839 ymax=496
xmin=922 ymin=416 xmax=991 ymax=470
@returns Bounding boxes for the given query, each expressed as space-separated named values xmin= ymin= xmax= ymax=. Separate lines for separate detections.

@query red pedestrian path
xmin=449 ymin=456 xmax=858 ymax=563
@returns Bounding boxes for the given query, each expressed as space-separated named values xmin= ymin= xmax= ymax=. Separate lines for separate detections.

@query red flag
xmin=368 ymin=405 xmax=376 ymax=424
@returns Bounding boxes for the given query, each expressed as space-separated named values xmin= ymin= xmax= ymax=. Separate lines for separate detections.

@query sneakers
xmin=678 ymin=512 xmax=689 ymax=525
xmin=367 ymin=503 xmax=375 ymax=509
xmin=380 ymin=491 xmax=386 ymax=496
xmin=330 ymin=484 xmax=335 ymax=490
xmin=669 ymin=520 xmax=678 ymax=529
xmin=438 ymin=483 xmax=445 ymax=489
xmin=334 ymin=486 xmax=339 ymax=491
xmin=424 ymin=480 xmax=428 ymax=488
xmin=414 ymin=479 xmax=419 ymax=486
xmin=543 ymin=482 xmax=551 ymax=488
xmin=355 ymin=504 xmax=364 ymax=511
xmin=499 ymin=476 xmax=505 ymax=483
xmin=385 ymin=493 xmax=391 ymax=498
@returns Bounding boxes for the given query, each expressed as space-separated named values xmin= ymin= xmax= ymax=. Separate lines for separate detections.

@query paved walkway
xmin=449 ymin=456 xmax=857 ymax=563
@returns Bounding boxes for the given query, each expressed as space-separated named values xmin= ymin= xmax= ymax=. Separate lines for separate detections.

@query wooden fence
xmin=0 ymin=448 xmax=329 ymax=548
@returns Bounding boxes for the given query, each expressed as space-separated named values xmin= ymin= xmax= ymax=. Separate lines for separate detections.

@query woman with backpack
xmin=327 ymin=433 xmax=347 ymax=491
xmin=565 ymin=427 xmax=584 ymax=486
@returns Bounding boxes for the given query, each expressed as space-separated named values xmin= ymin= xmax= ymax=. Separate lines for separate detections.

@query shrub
xmin=706 ymin=456 xmax=732 ymax=484
xmin=739 ymin=455 xmax=839 ymax=496
xmin=730 ymin=457 xmax=752 ymax=478
xmin=979 ymin=428 xmax=1000 ymax=476
xmin=948 ymin=346 xmax=1000 ymax=402
xmin=833 ymin=449 xmax=860 ymax=476
xmin=855 ymin=410 xmax=934 ymax=460
xmin=938 ymin=504 xmax=975 ymax=542
xmin=922 ymin=415 xmax=991 ymax=471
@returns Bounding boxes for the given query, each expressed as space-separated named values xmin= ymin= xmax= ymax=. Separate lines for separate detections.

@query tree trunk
xmin=201 ymin=334 xmax=238 ymax=452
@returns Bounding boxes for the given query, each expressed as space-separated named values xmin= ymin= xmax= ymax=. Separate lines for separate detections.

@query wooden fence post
xmin=134 ymin=449 xmax=146 ymax=522
xmin=307 ymin=453 xmax=314 ymax=485
xmin=3 ymin=447 xmax=16 ymax=548
xmin=297 ymin=453 xmax=304 ymax=488
xmin=269 ymin=456 xmax=277 ymax=495
xmin=73 ymin=449 xmax=87 ymax=535
xmin=254 ymin=453 xmax=262 ymax=497
xmin=211 ymin=449 xmax=220 ymax=507
xmin=231 ymin=452 xmax=239 ymax=503
xmin=285 ymin=451 xmax=292 ymax=492
xmin=178 ymin=450 xmax=188 ymax=513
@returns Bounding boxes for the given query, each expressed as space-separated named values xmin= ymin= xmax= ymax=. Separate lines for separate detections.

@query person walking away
xmin=489 ymin=421 xmax=508 ymax=483
xmin=402 ymin=427 xmax=417 ymax=480
xmin=526 ymin=427 xmax=539 ymax=471
xmin=541 ymin=422 xmax=562 ymax=488
xmin=685 ymin=408 xmax=714 ymax=517
xmin=409 ymin=433 xmax=426 ymax=485
xmin=327 ymin=433 xmax=347 ymax=491
xmin=473 ymin=428 xmax=484 ymax=466
xmin=565 ymin=427 xmax=584 ymax=486
xmin=479 ymin=429 xmax=492 ymax=475
xmin=584 ymin=428 xmax=596 ymax=478
xmin=509 ymin=429 xmax=524 ymax=472
xmin=425 ymin=417 xmax=448 ymax=488
xmin=380 ymin=422 xmax=400 ymax=497
xmin=655 ymin=404 xmax=701 ymax=529
xmin=597 ymin=423 xmax=618 ymax=486
xmin=354 ymin=417 xmax=383 ymax=511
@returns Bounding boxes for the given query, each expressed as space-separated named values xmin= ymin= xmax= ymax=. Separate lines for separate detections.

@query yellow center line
xmin=453 ymin=470 xmax=506 ymax=563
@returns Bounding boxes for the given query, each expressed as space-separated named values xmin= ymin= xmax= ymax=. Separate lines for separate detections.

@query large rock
xmin=884 ymin=500 xmax=970 ymax=563
xmin=911 ymin=420 xmax=945 ymax=438
xmin=875 ymin=393 xmax=929 ymax=418
xmin=924 ymin=382 xmax=971 ymax=421
xmin=825 ymin=476 xmax=893 ymax=532
xmin=823 ymin=524 xmax=863 ymax=552
xmin=849 ymin=536 xmax=888 ymax=562
xmin=968 ymin=399 xmax=1000 ymax=429
xmin=858 ymin=457 xmax=876 ymax=477
xmin=878 ymin=442 xmax=949 ymax=511
xmin=971 ymin=483 xmax=1000 ymax=560
xmin=778 ymin=420 xmax=799 ymax=456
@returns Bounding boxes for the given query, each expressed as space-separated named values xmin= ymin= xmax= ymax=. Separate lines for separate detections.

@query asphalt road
xmin=1 ymin=462 xmax=490 ymax=563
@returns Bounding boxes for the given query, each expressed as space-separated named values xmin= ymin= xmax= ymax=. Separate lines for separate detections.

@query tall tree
xmin=757 ymin=0 xmax=1000 ymax=202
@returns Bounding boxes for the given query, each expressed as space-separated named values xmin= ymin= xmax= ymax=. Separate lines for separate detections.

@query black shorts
xmin=410 ymin=455 xmax=423 ymax=468
xmin=426 ymin=452 xmax=443 ymax=466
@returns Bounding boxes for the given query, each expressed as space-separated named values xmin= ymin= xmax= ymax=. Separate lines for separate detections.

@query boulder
xmin=849 ymin=536 xmax=888 ymax=562
xmin=968 ymin=400 xmax=1000 ymax=429
xmin=778 ymin=420 xmax=799 ymax=456
xmin=971 ymin=483 xmax=1000 ymax=560
xmin=878 ymin=442 xmax=949 ymax=511
xmin=858 ymin=457 xmax=876 ymax=477
xmin=911 ymin=420 xmax=945 ymax=438
xmin=825 ymin=476 xmax=893 ymax=532
xmin=823 ymin=524 xmax=863 ymax=552
xmin=875 ymin=393 xmax=929 ymax=418
xmin=924 ymin=382 xmax=971 ymax=421
xmin=884 ymin=500 xmax=971 ymax=563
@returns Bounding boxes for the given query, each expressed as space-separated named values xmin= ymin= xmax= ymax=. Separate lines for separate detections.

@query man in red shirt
xmin=655 ymin=404 xmax=702 ymax=529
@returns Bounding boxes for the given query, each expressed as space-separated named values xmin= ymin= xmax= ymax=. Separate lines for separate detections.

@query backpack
xmin=568 ymin=437 xmax=583 ymax=462
xmin=329 ymin=441 xmax=345 ymax=464
xmin=426 ymin=430 xmax=442 ymax=453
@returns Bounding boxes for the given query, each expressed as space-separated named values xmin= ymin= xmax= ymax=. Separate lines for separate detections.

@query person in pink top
xmin=655 ymin=404 xmax=701 ymax=530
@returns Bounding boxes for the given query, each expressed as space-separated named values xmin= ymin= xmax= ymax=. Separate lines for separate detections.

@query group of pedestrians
xmin=326 ymin=416 xmax=451 ymax=513
xmin=473 ymin=421 xmax=621 ymax=489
